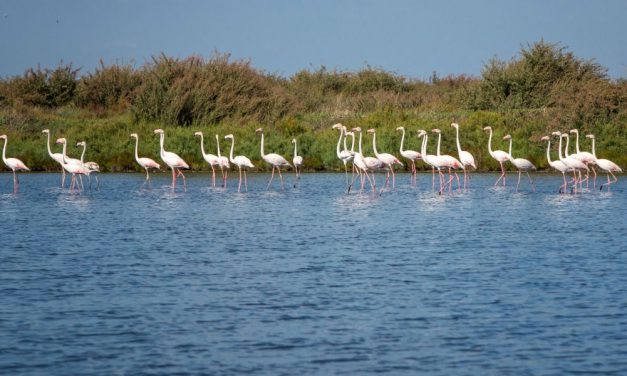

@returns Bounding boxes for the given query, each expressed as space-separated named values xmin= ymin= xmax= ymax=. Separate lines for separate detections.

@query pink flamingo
xmin=224 ymin=134 xmax=254 ymax=193
xmin=418 ymin=130 xmax=453 ymax=194
xmin=154 ymin=129 xmax=189 ymax=190
xmin=292 ymin=138 xmax=303 ymax=187
xmin=130 ymin=133 xmax=160 ymax=184
xmin=502 ymin=135 xmax=536 ymax=192
xmin=42 ymin=129 xmax=66 ymax=187
xmin=215 ymin=134 xmax=230 ymax=188
xmin=367 ymin=128 xmax=402 ymax=189
xmin=194 ymin=131 xmax=220 ymax=188
xmin=570 ymin=129 xmax=597 ymax=188
xmin=0 ymin=134 xmax=29 ymax=192
xmin=396 ymin=126 xmax=421 ymax=186
xmin=76 ymin=141 xmax=101 ymax=189
xmin=450 ymin=123 xmax=476 ymax=188
xmin=483 ymin=126 xmax=510 ymax=186
xmin=541 ymin=135 xmax=571 ymax=193
xmin=256 ymin=128 xmax=292 ymax=190
xmin=347 ymin=127 xmax=376 ymax=194
xmin=586 ymin=134 xmax=622 ymax=191
xmin=332 ymin=123 xmax=353 ymax=188
xmin=555 ymin=132 xmax=588 ymax=193
xmin=431 ymin=128 xmax=463 ymax=191
xmin=55 ymin=138 xmax=90 ymax=191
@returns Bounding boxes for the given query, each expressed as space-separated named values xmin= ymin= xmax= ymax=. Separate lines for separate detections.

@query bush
xmin=75 ymin=60 xmax=141 ymax=112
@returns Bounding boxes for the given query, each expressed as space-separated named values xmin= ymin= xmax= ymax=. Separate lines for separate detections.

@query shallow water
xmin=1 ymin=172 xmax=626 ymax=375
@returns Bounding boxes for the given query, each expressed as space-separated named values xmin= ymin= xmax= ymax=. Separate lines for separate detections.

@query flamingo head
xmin=130 ymin=133 xmax=138 ymax=138
xmin=541 ymin=136 xmax=550 ymax=141
xmin=352 ymin=127 xmax=362 ymax=133
xmin=42 ymin=129 xmax=50 ymax=134
xmin=291 ymin=138 xmax=296 ymax=144
xmin=194 ymin=131 xmax=203 ymax=137
xmin=451 ymin=123 xmax=459 ymax=129
xmin=483 ymin=126 xmax=492 ymax=131
xmin=431 ymin=128 xmax=441 ymax=134
xmin=331 ymin=123 xmax=343 ymax=130
xmin=55 ymin=138 xmax=67 ymax=145
xmin=551 ymin=131 xmax=562 ymax=137
xmin=255 ymin=128 xmax=263 ymax=133
xmin=561 ymin=133 xmax=568 ymax=138
xmin=585 ymin=134 xmax=595 ymax=140
xmin=366 ymin=128 xmax=375 ymax=134
xmin=503 ymin=134 xmax=511 ymax=140
xmin=345 ymin=131 xmax=354 ymax=137
xmin=153 ymin=129 xmax=164 ymax=135
xmin=395 ymin=126 xmax=404 ymax=131
xmin=224 ymin=134 xmax=234 ymax=140
xmin=76 ymin=141 xmax=86 ymax=147
xmin=0 ymin=135 xmax=6 ymax=140
xmin=417 ymin=130 xmax=426 ymax=137
xmin=570 ymin=129 xmax=579 ymax=134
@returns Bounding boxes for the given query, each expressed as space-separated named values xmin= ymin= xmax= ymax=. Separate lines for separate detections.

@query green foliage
xmin=0 ymin=63 xmax=79 ymax=107
xmin=75 ymin=60 xmax=141 ymax=112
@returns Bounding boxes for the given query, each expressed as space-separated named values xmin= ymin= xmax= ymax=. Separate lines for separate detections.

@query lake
xmin=1 ymin=172 xmax=626 ymax=375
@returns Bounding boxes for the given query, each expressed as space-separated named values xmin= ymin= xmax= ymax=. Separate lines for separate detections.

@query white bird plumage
xmin=194 ymin=131 xmax=220 ymax=188
xmin=154 ymin=128 xmax=189 ymax=190
xmin=502 ymin=134 xmax=535 ymax=192
xmin=484 ymin=126 xmax=510 ymax=187
xmin=1 ymin=134 xmax=30 ymax=192
xmin=225 ymin=133 xmax=254 ymax=192
xmin=396 ymin=126 xmax=421 ymax=186
xmin=256 ymin=128 xmax=291 ymax=190
xmin=130 ymin=133 xmax=160 ymax=184
xmin=451 ymin=123 xmax=476 ymax=188
xmin=586 ymin=134 xmax=622 ymax=191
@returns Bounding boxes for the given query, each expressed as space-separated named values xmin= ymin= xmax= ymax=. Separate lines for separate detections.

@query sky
xmin=0 ymin=0 xmax=625 ymax=79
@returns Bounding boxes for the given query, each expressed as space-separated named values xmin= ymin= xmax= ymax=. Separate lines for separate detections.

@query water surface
xmin=1 ymin=172 xmax=626 ymax=375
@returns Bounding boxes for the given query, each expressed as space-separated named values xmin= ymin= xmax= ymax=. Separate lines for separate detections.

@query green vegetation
xmin=1 ymin=41 xmax=625 ymax=173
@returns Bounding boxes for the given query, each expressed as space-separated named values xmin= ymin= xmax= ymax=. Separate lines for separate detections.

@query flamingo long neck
xmin=557 ymin=136 xmax=565 ymax=161
xmin=399 ymin=128 xmax=406 ymax=153
xmin=159 ymin=133 xmax=165 ymax=159
xmin=228 ymin=137 xmax=235 ymax=163
xmin=335 ymin=128 xmax=343 ymax=158
xmin=61 ymin=142 xmax=68 ymax=164
xmin=574 ymin=131 xmax=581 ymax=154
xmin=1 ymin=137 xmax=7 ymax=164
xmin=372 ymin=132 xmax=379 ymax=157
xmin=545 ymin=139 xmax=553 ymax=164
xmin=215 ymin=135 xmax=222 ymax=158
xmin=80 ymin=143 xmax=86 ymax=163
xmin=358 ymin=131 xmax=363 ymax=155
xmin=349 ymin=133 xmax=355 ymax=153
xmin=591 ymin=138 xmax=596 ymax=159
xmin=198 ymin=133 xmax=207 ymax=158
xmin=133 ymin=137 xmax=140 ymax=163
xmin=454 ymin=127 xmax=462 ymax=155
xmin=507 ymin=138 xmax=513 ymax=158
xmin=487 ymin=129 xmax=494 ymax=155
xmin=293 ymin=141 xmax=298 ymax=158
xmin=260 ymin=132 xmax=266 ymax=158
xmin=436 ymin=133 xmax=441 ymax=156
xmin=421 ymin=134 xmax=428 ymax=157
xmin=564 ymin=135 xmax=570 ymax=157
xmin=45 ymin=131 xmax=55 ymax=157
xmin=342 ymin=132 xmax=349 ymax=153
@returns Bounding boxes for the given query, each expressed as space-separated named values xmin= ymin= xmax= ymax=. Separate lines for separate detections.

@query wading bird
xmin=396 ymin=126 xmax=421 ymax=186
xmin=450 ymin=123 xmax=476 ymax=188
xmin=224 ymin=134 xmax=254 ymax=193
xmin=76 ymin=141 xmax=101 ymax=189
xmin=154 ymin=129 xmax=189 ymax=190
xmin=55 ymin=138 xmax=90 ymax=191
xmin=555 ymin=132 xmax=588 ymax=193
xmin=502 ymin=135 xmax=535 ymax=192
xmin=215 ymin=134 xmax=229 ymax=188
xmin=0 ymin=134 xmax=29 ymax=192
xmin=541 ymin=135 xmax=571 ymax=193
xmin=292 ymin=138 xmax=303 ymax=186
xmin=570 ymin=129 xmax=597 ymax=188
xmin=194 ymin=131 xmax=220 ymax=188
xmin=333 ymin=123 xmax=353 ymax=188
xmin=367 ymin=128 xmax=402 ymax=190
xmin=483 ymin=126 xmax=510 ymax=187
xmin=130 ymin=133 xmax=160 ymax=185
xmin=586 ymin=134 xmax=622 ymax=191
xmin=256 ymin=128 xmax=291 ymax=190
xmin=431 ymin=128 xmax=463 ymax=191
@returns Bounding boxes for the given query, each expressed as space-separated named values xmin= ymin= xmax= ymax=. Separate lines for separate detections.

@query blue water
xmin=1 ymin=172 xmax=627 ymax=375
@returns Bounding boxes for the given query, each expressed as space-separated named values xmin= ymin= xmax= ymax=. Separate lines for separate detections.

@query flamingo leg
xmin=61 ymin=169 xmax=66 ymax=188
xmin=344 ymin=162 xmax=349 ymax=188
xmin=431 ymin=167 xmax=435 ymax=191
xmin=238 ymin=167 xmax=242 ymax=193
xmin=277 ymin=167 xmax=285 ymax=190
xmin=591 ymin=165 xmax=597 ymax=188
xmin=600 ymin=171 xmax=618 ymax=191
xmin=177 ymin=169 xmax=187 ymax=190
xmin=516 ymin=170 xmax=522 ymax=192
xmin=526 ymin=171 xmax=535 ymax=192
xmin=267 ymin=167 xmax=276 ymax=190
xmin=244 ymin=169 xmax=248 ymax=192
xmin=171 ymin=168 xmax=176 ymax=190
xmin=390 ymin=166 xmax=395 ymax=189
xmin=347 ymin=168 xmax=360 ymax=194
xmin=211 ymin=165 xmax=216 ymax=188
xmin=495 ymin=162 xmax=506 ymax=186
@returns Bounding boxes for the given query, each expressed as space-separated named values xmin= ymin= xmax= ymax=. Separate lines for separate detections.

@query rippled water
xmin=1 ymin=172 xmax=626 ymax=375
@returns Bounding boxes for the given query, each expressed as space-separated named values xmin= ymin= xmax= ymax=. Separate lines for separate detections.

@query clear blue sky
xmin=1 ymin=0 xmax=625 ymax=79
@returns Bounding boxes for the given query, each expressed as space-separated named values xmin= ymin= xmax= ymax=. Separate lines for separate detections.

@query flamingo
xmin=76 ymin=141 xmax=101 ymax=189
xmin=418 ymin=130 xmax=451 ymax=194
xmin=224 ymin=134 xmax=254 ymax=192
xmin=347 ymin=127 xmax=376 ymax=193
xmin=0 ymin=134 xmax=29 ymax=192
xmin=586 ymin=134 xmax=622 ymax=191
xmin=215 ymin=134 xmax=230 ymax=188
xmin=130 ymin=133 xmax=160 ymax=184
xmin=332 ymin=123 xmax=353 ymax=187
xmin=541 ymin=135 xmax=571 ymax=193
xmin=396 ymin=126 xmax=421 ymax=186
xmin=502 ymin=135 xmax=536 ymax=192
xmin=555 ymin=132 xmax=588 ymax=193
xmin=367 ymin=128 xmax=402 ymax=189
xmin=42 ymin=129 xmax=74 ymax=187
xmin=450 ymin=123 xmax=476 ymax=188
xmin=154 ymin=129 xmax=189 ymax=190
xmin=55 ymin=138 xmax=90 ymax=191
xmin=194 ymin=131 xmax=220 ymax=188
xmin=292 ymin=138 xmax=303 ymax=186
xmin=483 ymin=126 xmax=510 ymax=187
xmin=431 ymin=128 xmax=463 ymax=191
xmin=256 ymin=128 xmax=291 ymax=190
xmin=570 ymin=129 xmax=597 ymax=188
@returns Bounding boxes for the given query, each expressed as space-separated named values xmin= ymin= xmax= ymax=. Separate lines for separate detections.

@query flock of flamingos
xmin=0 ymin=123 xmax=622 ymax=194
